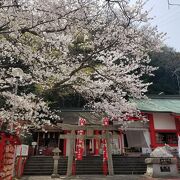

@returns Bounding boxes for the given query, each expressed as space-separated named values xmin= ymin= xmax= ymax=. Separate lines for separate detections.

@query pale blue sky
xmin=144 ymin=0 xmax=180 ymax=52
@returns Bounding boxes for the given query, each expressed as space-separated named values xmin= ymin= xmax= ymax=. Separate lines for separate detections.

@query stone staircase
xmin=23 ymin=156 xmax=67 ymax=175
xmin=75 ymin=156 xmax=103 ymax=175
xmin=23 ymin=155 xmax=180 ymax=176
xmin=23 ymin=155 xmax=147 ymax=175
xmin=112 ymin=155 xmax=147 ymax=175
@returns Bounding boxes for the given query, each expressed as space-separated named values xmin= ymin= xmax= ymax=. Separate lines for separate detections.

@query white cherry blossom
xmin=0 ymin=0 xmax=164 ymax=130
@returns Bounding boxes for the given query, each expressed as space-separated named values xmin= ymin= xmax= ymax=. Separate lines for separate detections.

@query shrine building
xmin=30 ymin=96 xmax=180 ymax=157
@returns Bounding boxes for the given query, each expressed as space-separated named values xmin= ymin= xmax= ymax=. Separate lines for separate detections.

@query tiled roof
xmin=135 ymin=98 xmax=180 ymax=114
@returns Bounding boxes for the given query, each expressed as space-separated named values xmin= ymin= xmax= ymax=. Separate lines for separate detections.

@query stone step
xmin=114 ymin=171 xmax=146 ymax=175
xmin=26 ymin=162 xmax=67 ymax=165
xmin=114 ymin=168 xmax=146 ymax=171
xmin=75 ymin=172 xmax=103 ymax=175
xmin=24 ymin=156 xmax=147 ymax=175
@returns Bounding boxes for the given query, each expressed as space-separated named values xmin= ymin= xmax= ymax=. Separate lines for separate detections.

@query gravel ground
xmin=19 ymin=175 xmax=180 ymax=180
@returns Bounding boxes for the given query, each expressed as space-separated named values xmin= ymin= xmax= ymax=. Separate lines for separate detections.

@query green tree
xmin=148 ymin=46 xmax=180 ymax=95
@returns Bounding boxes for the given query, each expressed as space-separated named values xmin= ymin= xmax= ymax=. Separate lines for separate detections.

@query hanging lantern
xmin=48 ymin=133 xmax=50 ymax=139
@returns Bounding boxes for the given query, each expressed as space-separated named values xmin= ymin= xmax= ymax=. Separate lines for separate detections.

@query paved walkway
xmin=20 ymin=175 xmax=180 ymax=180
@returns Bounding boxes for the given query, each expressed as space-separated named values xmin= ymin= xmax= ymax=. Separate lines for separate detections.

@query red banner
xmin=102 ymin=139 xmax=108 ymax=161
xmin=102 ymin=117 xmax=109 ymax=161
xmin=76 ymin=118 xmax=86 ymax=160
xmin=102 ymin=117 xmax=109 ymax=175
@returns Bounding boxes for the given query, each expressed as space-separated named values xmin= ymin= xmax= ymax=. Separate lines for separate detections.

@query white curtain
xmin=178 ymin=136 xmax=180 ymax=157
xmin=126 ymin=130 xmax=148 ymax=148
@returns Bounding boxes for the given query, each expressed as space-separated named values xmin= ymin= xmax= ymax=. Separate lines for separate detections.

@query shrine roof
xmin=135 ymin=96 xmax=180 ymax=114
xmin=59 ymin=110 xmax=104 ymax=125
xmin=33 ymin=124 xmax=62 ymax=132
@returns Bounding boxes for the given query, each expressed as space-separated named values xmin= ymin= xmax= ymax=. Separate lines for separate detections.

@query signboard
xmin=16 ymin=145 xmax=29 ymax=156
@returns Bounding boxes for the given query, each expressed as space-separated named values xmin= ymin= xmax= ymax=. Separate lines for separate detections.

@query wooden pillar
xmin=67 ymin=130 xmax=75 ymax=177
xmin=106 ymin=131 xmax=114 ymax=176
xmin=175 ymin=118 xmax=180 ymax=136
xmin=36 ymin=132 xmax=40 ymax=155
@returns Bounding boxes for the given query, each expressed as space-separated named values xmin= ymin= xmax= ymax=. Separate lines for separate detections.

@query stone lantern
xmin=51 ymin=147 xmax=61 ymax=178
xmin=145 ymin=145 xmax=178 ymax=177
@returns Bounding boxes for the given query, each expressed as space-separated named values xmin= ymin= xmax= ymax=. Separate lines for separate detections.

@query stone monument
xmin=145 ymin=144 xmax=178 ymax=177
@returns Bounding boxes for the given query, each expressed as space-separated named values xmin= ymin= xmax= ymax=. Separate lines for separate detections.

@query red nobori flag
xmin=102 ymin=117 xmax=109 ymax=161
xmin=76 ymin=117 xmax=86 ymax=160
xmin=102 ymin=117 xmax=109 ymax=175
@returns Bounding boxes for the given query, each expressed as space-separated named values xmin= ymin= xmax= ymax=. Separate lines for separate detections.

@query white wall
xmin=153 ymin=113 xmax=176 ymax=130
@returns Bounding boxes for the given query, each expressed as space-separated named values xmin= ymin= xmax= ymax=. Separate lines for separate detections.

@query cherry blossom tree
xmin=0 ymin=0 xmax=164 ymax=129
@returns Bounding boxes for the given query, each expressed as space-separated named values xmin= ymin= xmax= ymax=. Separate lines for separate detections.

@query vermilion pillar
xmin=148 ymin=113 xmax=156 ymax=149
xmin=175 ymin=117 xmax=180 ymax=136
xmin=175 ymin=117 xmax=180 ymax=158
